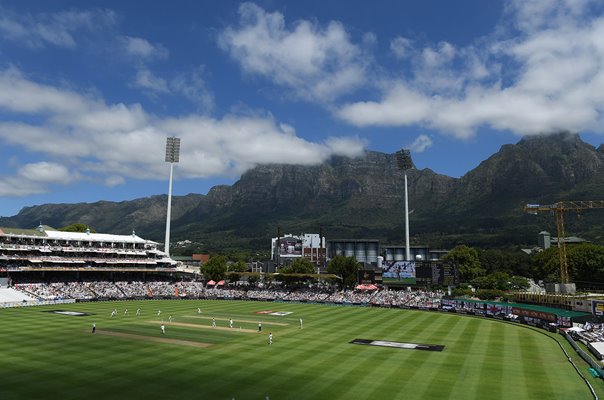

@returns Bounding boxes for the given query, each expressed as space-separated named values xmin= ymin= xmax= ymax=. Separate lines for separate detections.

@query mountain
xmin=3 ymin=132 xmax=604 ymax=252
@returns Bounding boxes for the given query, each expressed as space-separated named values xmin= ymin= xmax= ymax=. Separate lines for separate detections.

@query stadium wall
xmin=563 ymin=331 xmax=604 ymax=378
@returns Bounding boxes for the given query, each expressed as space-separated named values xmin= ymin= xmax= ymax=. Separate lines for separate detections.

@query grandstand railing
xmin=562 ymin=331 xmax=604 ymax=376
xmin=2 ymin=298 xmax=76 ymax=308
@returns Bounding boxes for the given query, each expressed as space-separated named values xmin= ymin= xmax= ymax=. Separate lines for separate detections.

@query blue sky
xmin=1 ymin=0 xmax=604 ymax=217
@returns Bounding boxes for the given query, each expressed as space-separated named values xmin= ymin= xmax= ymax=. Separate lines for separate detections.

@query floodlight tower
xmin=164 ymin=137 xmax=181 ymax=257
xmin=396 ymin=149 xmax=413 ymax=261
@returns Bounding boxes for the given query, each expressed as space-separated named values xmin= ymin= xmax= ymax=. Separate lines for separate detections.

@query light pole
xmin=395 ymin=149 xmax=413 ymax=261
xmin=164 ymin=137 xmax=181 ymax=257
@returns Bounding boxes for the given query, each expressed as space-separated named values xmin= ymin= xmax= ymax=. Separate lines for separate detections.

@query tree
xmin=568 ymin=243 xmax=604 ymax=284
xmin=477 ymin=249 xmax=531 ymax=276
xmin=226 ymin=260 xmax=248 ymax=283
xmin=530 ymin=244 xmax=604 ymax=284
xmin=60 ymin=223 xmax=95 ymax=233
xmin=327 ymin=255 xmax=360 ymax=289
xmin=280 ymin=258 xmax=316 ymax=274
xmin=470 ymin=272 xmax=530 ymax=291
xmin=509 ymin=275 xmax=530 ymax=290
xmin=442 ymin=245 xmax=484 ymax=282
xmin=247 ymin=274 xmax=259 ymax=287
xmin=477 ymin=249 xmax=510 ymax=274
xmin=229 ymin=260 xmax=248 ymax=273
xmin=200 ymin=256 xmax=227 ymax=282
xmin=531 ymin=247 xmax=560 ymax=282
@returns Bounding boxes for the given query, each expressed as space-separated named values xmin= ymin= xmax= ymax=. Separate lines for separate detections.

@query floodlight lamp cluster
xmin=395 ymin=149 xmax=413 ymax=171
xmin=165 ymin=137 xmax=181 ymax=163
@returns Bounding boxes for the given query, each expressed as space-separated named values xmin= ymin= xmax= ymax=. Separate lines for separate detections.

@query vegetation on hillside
xmin=60 ymin=223 xmax=95 ymax=233
xmin=444 ymin=242 xmax=604 ymax=290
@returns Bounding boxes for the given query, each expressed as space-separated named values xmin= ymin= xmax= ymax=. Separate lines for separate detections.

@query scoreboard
xmin=383 ymin=261 xmax=458 ymax=286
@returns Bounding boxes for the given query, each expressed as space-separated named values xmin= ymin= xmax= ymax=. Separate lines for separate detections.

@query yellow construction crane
xmin=524 ymin=201 xmax=604 ymax=284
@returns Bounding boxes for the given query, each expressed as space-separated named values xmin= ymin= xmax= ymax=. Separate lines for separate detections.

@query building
xmin=327 ymin=239 xmax=380 ymax=267
xmin=382 ymin=245 xmax=448 ymax=262
xmin=327 ymin=240 xmax=447 ymax=267
xmin=327 ymin=239 xmax=453 ymax=287
xmin=0 ymin=225 xmax=177 ymax=282
xmin=522 ymin=231 xmax=589 ymax=255
xmin=271 ymin=233 xmax=326 ymax=267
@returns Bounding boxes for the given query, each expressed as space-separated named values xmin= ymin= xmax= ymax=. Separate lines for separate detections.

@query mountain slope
xmin=3 ymin=132 xmax=604 ymax=251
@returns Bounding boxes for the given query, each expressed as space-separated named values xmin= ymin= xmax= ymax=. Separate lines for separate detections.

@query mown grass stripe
xmin=0 ymin=300 xmax=596 ymax=400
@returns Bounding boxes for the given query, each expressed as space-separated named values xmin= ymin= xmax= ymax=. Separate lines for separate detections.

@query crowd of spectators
xmin=15 ymin=282 xmax=69 ymax=300
xmin=12 ymin=280 xmax=443 ymax=308
xmin=371 ymin=289 xmax=443 ymax=308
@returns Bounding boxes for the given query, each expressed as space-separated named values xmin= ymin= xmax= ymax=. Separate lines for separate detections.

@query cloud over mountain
xmin=337 ymin=0 xmax=604 ymax=138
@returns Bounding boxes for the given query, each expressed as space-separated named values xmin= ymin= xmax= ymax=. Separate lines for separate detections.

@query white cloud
xmin=218 ymin=2 xmax=369 ymax=102
xmin=337 ymin=0 xmax=604 ymax=138
xmin=0 ymin=161 xmax=78 ymax=196
xmin=0 ymin=68 xmax=365 ymax=196
xmin=0 ymin=123 xmax=92 ymax=157
xmin=338 ymin=83 xmax=431 ymax=127
xmin=121 ymin=36 xmax=169 ymax=59
xmin=131 ymin=67 xmax=215 ymax=112
xmin=65 ymin=103 xmax=148 ymax=132
xmin=421 ymin=42 xmax=455 ymax=68
xmin=0 ymin=177 xmax=46 ymax=197
xmin=324 ymin=136 xmax=367 ymax=158
xmin=390 ymin=36 xmax=413 ymax=59
xmin=504 ymin=0 xmax=590 ymax=33
xmin=0 ymin=67 xmax=92 ymax=114
xmin=0 ymin=8 xmax=116 ymax=48
xmin=406 ymin=134 xmax=433 ymax=153
xmin=134 ymin=69 xmax=170 ymax=93
xmin=18 ymin=162 xmax=77 ymax=184
xmin=170 ymin=66 xmax=215 ymax=113
xmin=157 ymin=115 xmax=365 ymax=178
xmin=105 ymin=175 xmax=125 ymax=186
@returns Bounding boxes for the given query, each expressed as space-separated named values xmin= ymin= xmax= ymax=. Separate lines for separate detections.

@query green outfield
xmin=0 ymin=300 xmax=600 ymax=399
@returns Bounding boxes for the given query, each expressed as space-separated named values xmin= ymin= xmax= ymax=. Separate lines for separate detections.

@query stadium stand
xmin=0 ymin=287 xmax=36 ymax=303
xmin=8 ymin=280 xmax=444 ymax=308
xmin=0 ymin=225 xmax=176 ymax=273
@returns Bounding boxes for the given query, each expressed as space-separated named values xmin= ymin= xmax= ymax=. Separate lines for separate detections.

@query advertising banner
xmin=592 ymin=300 xmax=604 ymax=316
xmin=512 ymin=307 xmax=556 ymax=322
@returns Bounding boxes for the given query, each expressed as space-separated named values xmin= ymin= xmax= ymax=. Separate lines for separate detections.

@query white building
xmin=0 ymin=224 xmax=175 ymax=273
xmin=271 ymin=233 xmax=325 ymax=266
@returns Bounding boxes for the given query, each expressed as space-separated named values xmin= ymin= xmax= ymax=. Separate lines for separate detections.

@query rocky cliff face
xmin=218 ymin=152 xmax=455 ymax=213
xmin=452 ymin=132 xmax=604 ymax=210
xmin=3 ymin=132 xmax=604 ymax=250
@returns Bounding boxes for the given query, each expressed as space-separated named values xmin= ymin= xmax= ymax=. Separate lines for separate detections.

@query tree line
xmin=201 ymin=255 xmax=360 ymax=289
xmin=443 ymin=243 xmax=604 ymax=292
xmin=199 ymin=243 xmax=604 ymax=294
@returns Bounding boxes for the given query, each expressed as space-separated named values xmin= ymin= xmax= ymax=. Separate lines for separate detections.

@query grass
xmin=0 ymin=299 xmax=600 ymax=400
